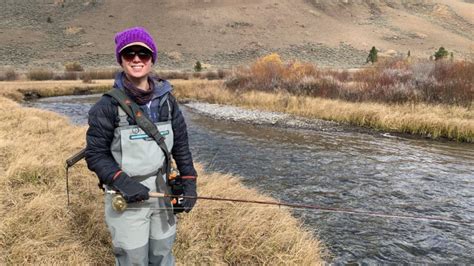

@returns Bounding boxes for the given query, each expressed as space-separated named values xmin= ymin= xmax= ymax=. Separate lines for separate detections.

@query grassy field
xmin=0 ymin=93 xmax=324 ymax=263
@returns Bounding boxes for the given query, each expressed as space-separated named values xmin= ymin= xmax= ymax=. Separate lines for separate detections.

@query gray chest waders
xmin=106 ymin=89 xmax=175 ymax=226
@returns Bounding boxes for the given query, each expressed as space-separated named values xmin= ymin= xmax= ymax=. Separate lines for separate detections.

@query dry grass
xmin=155 ymin=70 xmax=228 ymax=80
xmin=0 ymin=68 xmax=226 ymax=82
xmin=176 ymin=171 xmax=324 ymax=264
xmin=0 ymin=97 xmax=105 ymax=264
xmin=173 ymin=80 xmax=474 ymax=142
xmin=0 ymin=95 xmax=324 ymax=264
xmin=0 ymin=80 xmax=113 ymax=102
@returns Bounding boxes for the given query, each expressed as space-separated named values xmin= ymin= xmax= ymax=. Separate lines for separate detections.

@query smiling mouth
xmin=130 ymin=65 xmax=145 ymax=72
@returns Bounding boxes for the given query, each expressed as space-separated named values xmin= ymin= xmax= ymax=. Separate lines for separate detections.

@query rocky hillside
xmin=0 ymin=0 xmax=472 ymax=70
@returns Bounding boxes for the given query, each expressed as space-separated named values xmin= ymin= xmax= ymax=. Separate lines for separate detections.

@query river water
xmin=26 ymin=94 xmax=474 ymax=264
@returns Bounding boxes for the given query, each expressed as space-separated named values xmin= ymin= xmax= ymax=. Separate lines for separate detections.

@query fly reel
xmin=112 ymin=194 xmax=128 ymax=212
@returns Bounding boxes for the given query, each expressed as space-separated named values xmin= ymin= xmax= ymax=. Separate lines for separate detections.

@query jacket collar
xmin=112 ymin=71 xmax=172 ymax=100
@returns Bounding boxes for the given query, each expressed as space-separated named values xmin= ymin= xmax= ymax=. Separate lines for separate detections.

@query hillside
xmin=0 ymin=0 xmax=472 ymax=70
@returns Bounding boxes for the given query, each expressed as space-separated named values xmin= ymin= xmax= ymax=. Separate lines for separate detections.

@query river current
xmin=26 ymin=94 xmax=474 ymax=264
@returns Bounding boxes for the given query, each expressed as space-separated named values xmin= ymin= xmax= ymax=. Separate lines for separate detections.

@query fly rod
xmin=65 ymin=149 xmax=471 ymax=225
xmin=107 ymin=191 xmax=472 ymax=225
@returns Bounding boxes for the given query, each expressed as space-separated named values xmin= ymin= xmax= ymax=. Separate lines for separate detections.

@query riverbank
xmin=172 ymin=80 xmax=473 ymax=142
xmin=1 ymin=79 xmax=472 ymax=142
xmin=0 ymin=94 xmax=324 ymax=263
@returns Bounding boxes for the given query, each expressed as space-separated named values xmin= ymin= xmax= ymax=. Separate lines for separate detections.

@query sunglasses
xmin=121 ymin=49 xmax=152 ymax=62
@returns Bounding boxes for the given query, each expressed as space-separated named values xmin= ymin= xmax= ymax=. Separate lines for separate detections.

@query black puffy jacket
xmin=85 ymin=73 xmax=197 ymax=185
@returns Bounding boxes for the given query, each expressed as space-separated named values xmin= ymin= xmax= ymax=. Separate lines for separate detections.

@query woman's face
xmin=120 ymin=45 xmax=153 ymax=80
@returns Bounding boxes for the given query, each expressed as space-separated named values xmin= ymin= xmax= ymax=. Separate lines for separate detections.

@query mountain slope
xmin=0 ymin=0 xmax=472 ymax=69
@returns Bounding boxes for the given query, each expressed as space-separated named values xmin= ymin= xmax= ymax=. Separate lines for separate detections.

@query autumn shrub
xmin=64 ymin=62 xmax=84 ymax=72
xmin=353 ymin=58 xmax=473 ymax=106
xmin=226 ymin=54 xmax=473 ymax=107
xmin=325 ymin=69 xmax=350 ymax=82
xmin=226 ymin=53 xmax=320 ymax=93
xmin=81 ymin=72 xmax=93 ymax=83
xmin=27 ymin=68 xmax=54 ymax=80
xmin=217 ymin=69 xmax=228 ymax=79
xmin=0 ymin=68 xmax=17 ymax=81
xmin=63 ymin=71 xmax=79 ymax=80
xmin=428 ymin=60 xmax=473 ymax=106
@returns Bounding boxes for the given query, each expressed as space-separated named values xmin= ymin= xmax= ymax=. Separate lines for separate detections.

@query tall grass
xmin=173 ymin=80 xmax=474 ymax=142
xmin=27 ymin=68 xmax=54 ymax=81
xmin=0 ymin=95 xmax=324 ymax=264
xmin=80 ymin=68 xmax=120 ymax=80
xmin=0 ymin=68 xmax=227 ymax=82
xmin=225 ymin=54 xmax=474 ymax=107
xmin=155 ymin=69 xmax=229 ymax=80
xmin=0 ymin=67 xmax=17 ymax=81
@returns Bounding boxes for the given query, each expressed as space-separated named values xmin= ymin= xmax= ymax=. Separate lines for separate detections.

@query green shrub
xmin=434 ymin=47 xmax=449 ymax=61
xmin=366 ymin=46 xmax=378 ymax=64
xmin=194 ymin=61 xmax=202 ymax=72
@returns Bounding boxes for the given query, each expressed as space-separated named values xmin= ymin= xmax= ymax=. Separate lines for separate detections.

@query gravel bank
xmin=184 ymin=101 xmax=345 ymax=132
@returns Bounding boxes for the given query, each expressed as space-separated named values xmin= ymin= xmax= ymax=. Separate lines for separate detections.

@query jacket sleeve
xmin=85 ymin=96 xmax=121 ymax=185
xmin=169 ymin=94 xmax=197 ymax=177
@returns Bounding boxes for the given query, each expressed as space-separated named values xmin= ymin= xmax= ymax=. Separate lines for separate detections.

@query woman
xmin=85 ymin=26 xmax=197 ymax=265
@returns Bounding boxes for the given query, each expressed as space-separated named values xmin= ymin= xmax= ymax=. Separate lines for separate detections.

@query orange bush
xmin=226 ymin=54 xmax=473 ymax=107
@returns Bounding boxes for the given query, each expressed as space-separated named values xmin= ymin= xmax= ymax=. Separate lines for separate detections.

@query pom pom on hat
xmin=115 ymin=27 xmax=157 ymax=64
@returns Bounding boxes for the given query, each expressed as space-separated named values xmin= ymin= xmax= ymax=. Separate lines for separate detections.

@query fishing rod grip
xmin=149 ymin=192 xmax=166 ymax=198
xmin=66 ymin=148 xmax=86 ymax=168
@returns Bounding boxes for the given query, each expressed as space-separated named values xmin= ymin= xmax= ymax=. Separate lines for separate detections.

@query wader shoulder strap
xmin=105 ymin=89 xmax=170 ymax=157
xmin=105 ymin=89 xmax=171 ymax=176
xmin=158 ymin=93 xmax=172 ymax=121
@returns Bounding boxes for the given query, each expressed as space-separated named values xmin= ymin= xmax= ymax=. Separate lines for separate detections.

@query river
xmin=26 ymin=94 xmax=474 ymax=264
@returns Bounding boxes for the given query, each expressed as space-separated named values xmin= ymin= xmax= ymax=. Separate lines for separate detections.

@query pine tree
xmin=434 ymin=47 xmax=449 ymax=60
xmin=366 ymin=46 xmax=378 ymax=64
xmin=194 ymin=61 xmax=202 ymax=72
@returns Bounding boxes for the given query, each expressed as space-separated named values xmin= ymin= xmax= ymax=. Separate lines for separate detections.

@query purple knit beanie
xmin=115 ymin=27 xmax=157 ymax=64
